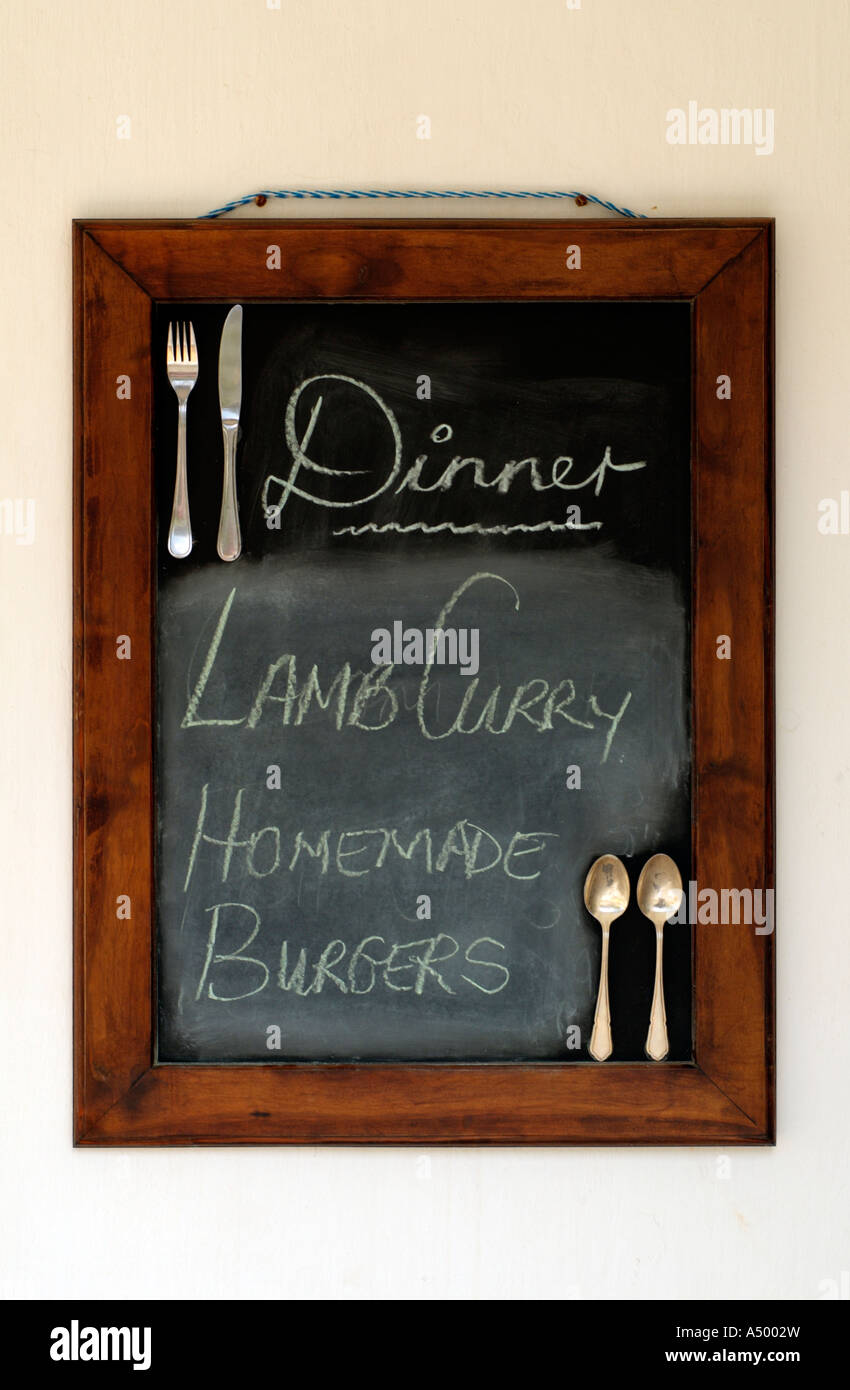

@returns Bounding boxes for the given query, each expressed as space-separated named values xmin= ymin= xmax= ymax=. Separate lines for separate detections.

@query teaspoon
xmin=583 ymin=854 xmax=630 ymax=1061
xmin=636 ymin=853 xmax=684 ymax=1061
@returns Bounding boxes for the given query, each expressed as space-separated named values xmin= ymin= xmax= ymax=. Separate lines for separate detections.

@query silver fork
xmin=166 ymin=322 xmax=198 ymax=558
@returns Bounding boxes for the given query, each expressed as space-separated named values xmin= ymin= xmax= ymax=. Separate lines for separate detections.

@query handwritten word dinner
xmin=261 ymin=373 xmax=647 ymax=536
xmin=182 ymin=572 xmax=633 ymax=763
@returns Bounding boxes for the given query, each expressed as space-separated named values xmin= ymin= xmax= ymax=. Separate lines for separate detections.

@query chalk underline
xmin=331 ymin=519 xmax=603 ymax=537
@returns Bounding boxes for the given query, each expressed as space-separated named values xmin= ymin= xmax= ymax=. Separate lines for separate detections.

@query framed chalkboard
xmin=74 ymin=218 xmax=774 ymax=1143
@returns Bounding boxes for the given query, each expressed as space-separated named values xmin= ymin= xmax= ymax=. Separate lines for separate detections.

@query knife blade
xmin=217 ymin=304 xmax=243 ymax=561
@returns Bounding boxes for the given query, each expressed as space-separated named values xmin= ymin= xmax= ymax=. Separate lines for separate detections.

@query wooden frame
xmin=73 ymin=218 xmax=774 ymax=1145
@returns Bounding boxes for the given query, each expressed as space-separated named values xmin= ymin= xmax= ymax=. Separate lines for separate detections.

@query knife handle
xmin=217 ymin=424 xmax=241 ymax=562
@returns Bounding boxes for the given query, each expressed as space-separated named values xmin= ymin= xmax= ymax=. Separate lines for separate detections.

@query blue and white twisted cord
xmin=201 ymin=187 xmax=645 ymax=219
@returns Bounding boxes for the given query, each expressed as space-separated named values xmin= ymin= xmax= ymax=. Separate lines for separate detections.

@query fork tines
xmin=167 ymin=321 xmax=197 ymax=366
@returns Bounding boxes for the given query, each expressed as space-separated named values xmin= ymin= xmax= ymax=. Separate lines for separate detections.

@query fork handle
xmin=217 ymin=424 xmax=241 ymax=562
xmin=589 ymin=925 xmax=613 ymax=1061
xmin=167 ymin=399 xmax=192 ymax=559
xmin=645 ymin=926 xmax=669 ymax=1060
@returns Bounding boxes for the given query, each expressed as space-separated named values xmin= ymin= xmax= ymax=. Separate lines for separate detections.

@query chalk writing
xmin=180 ymin=572 xmax=633 ymax=762
xmin=194 ymin=904 xmax=511 ymax=1003
xmin=183 ymin=785 xmax=558 ymax=891
xmin=261 ymin=374 xmax=646 ymax=534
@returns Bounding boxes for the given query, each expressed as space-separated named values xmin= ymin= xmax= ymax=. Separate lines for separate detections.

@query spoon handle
xmin=589 ymin=925 xmax=613 ymax=1061
xmin=645 ymin=925 xmax=669 ymax=1060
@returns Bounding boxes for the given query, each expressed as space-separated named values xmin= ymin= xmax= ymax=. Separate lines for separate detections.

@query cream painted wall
xmin=1 ymin=0 xmax=848 ymax=1301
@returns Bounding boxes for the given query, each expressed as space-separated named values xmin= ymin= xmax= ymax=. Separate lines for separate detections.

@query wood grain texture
xmin=84 ymin=1064 xmax=759 ymax=1146
xmin=693 ymin=228 xmax=775 ymax=1136
xmin=73 ymin=218 xmax=774 ymax=1145
xmin=74 ymin=229 xmax=154 ymax=1140
xmin=82 ymin=219 xmax=763 ymax=301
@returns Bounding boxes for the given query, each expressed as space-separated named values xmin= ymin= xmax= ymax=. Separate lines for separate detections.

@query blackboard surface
xmin=154 ymin=301 xmax=692 ymax=1062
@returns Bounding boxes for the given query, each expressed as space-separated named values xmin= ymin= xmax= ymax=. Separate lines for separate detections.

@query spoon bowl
xmin=636 ymin=854 xmax=683 ymax=924
xmin=584 ymin=853 xmax=631 ymax=921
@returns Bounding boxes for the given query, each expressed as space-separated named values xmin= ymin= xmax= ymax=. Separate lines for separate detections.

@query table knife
xmin=217 ymin=304 xmax=243 ymax=561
